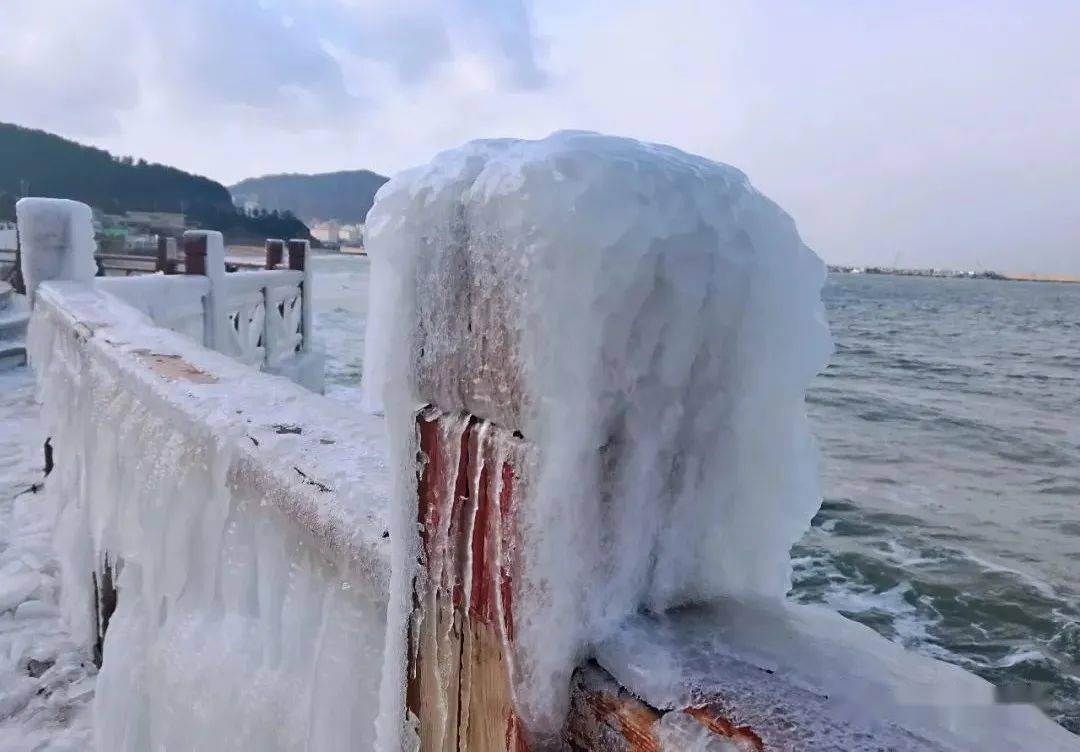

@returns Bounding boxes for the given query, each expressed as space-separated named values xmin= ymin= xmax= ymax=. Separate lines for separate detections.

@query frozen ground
xmin=0 ymin=366 xmax=95 ymax=752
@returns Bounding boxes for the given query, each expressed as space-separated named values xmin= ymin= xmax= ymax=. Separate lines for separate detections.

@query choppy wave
xmin=792 ymin=274 xmax=1080 ymax=735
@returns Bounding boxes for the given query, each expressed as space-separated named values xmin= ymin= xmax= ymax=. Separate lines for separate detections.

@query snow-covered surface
xmin=364 ymin=130 xmax=832 ymax=737
xmin=27 ymin=280 xmax=394 ymax=749
xmin=16 ymin=199 xmax=97 ymax=305
xmin=0 ymin=366 xmax=95 ymax=751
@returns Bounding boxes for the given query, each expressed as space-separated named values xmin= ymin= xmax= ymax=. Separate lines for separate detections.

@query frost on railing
xmin=223 ymin=284 xmax=266 ymax=366
xmin=180 ymin=232 xmax=322 ymax=389
xmin=86 ymin=229 xmax=323 ymax=391
xmin=27 ymin=272 xmax=392 ymax=751
xmin=218 ymin=269 xmax=304 ymax=369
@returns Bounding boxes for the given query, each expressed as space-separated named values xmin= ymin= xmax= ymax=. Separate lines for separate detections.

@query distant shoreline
xmin=1000 ymin=272 xmax=1080 ymax=284
xmin=828 ymin=265 xmax=1080 ymax=284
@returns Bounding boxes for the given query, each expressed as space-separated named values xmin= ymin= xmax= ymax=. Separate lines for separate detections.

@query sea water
xmin=793 ymin=272 xmax=1080 ymax=734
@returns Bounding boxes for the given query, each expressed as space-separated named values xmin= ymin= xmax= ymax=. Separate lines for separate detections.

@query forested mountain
xmin=230 ymin=170 xmax=389 ymax=224
xmin=0 ymin=122 xmax=311 ymax=243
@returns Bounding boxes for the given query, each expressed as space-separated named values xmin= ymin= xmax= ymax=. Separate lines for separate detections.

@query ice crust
xmin=16 ymin=199 xmax=98 ymax=304
xmin=28 ymin=282 xmax=394 ymax=750
xmin=363 ymin=131 xmax=833 ymax=737
xmin=0 ymin=366 xmax=95 ymax=751
xmin=595 ymin=601 xmax=1080 ymax=751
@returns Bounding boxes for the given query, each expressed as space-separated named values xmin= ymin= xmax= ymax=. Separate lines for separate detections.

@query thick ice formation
xmin=28 ymin=283 xmax=393 ymax=751
xmin=363 ymin=131 xmax=832 ymax=737
xmin=0 ymin=367 xmax=95 ymax=751
xmin=16 ymin=199 xmax=97 ymax=303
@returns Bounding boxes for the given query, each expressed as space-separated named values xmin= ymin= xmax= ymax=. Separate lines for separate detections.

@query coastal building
xmin=310 ymin=219 xmax=340 ymax=245
xmin=339 ymin=223 xmax=364 ymax=245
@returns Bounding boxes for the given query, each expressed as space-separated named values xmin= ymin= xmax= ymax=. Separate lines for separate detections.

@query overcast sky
xmin=2 ymin=0 xmax=1078 ymax=272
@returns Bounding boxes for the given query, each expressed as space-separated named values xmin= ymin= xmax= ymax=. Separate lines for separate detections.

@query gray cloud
xmin=0 ymin=0 xmax=545 ymax=133
xmin=1 ymin=0 xmax=1077 ymax=273
xmin=0 ymin=0 xmax=141 ymax=135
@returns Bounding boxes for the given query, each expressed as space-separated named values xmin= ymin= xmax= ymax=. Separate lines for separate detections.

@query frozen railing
xmin=17 ymin=197 xmax=389 ymax=748
xmin=14 ymin=197 xmax=321 ymax=389
xmin=29 ymin=277 xmax=393 ymax=750
xmin=93 ymin=231 xmax=322 ymax=390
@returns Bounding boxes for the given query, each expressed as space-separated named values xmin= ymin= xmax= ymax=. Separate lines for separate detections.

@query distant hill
xmin=0 ymin=122 xmax=312 ymax=244
xmin=230 ymin=170 xmax=389 ymax=225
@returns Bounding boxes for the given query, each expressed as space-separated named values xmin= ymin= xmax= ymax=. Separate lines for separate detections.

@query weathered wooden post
xmin=394 ymin=221 xmax=641 ymax=751
xmin=156 ymin=234 xmax=168 ymax=273
xmin=265 ymin=238 xmax=284 ymax=270
xmin=288 ymin=239 xmax=312 ymax=352
xmin=410 ymin=410 xmax=531 ymax=751
xmin=183 ymin=230 xmax=227 ymax=352
xmin=156 ymin=235 xmax=179 ymax=274
xmin=182 ymin=232 xmax=207 ymax=276
xmin=287 ymin=238 xmax=306 ymax=271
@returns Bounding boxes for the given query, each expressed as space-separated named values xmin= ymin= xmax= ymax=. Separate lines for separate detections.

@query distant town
xmin=828 ymin=264 xmax=1079 ymax=284
xmin=828 ymin=264 xmax=1005 ymax=279
xmin=235 ymin=196 xmax=365 ymax=251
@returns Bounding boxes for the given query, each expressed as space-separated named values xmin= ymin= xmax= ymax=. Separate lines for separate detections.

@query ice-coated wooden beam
xmin=287 ymin=238 xmax=307 ymax=271
xmin=265 ymin=238 xmax=284 ymax=269
xmin=182 ymin=232 xmax=208 ymax=276
xmin=409 ymin=409 xmax=528 ymax=751
xmin=408 ymin=410 xmax=756 ymax=751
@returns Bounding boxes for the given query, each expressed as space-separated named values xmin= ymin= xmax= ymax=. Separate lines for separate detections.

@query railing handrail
xmin=30 ymin=278 xmax=391 ymax=580
xmin=56 ymin=232 xmax=320 ymax=386
xmin=222 ymin=268 xmax=303 ymax=295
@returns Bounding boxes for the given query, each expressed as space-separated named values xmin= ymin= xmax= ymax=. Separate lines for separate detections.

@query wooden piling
xmin=156 ymin=235 xmax=179 ymax=274
xmin=409 ymin=410 xmax=528 ymax=752
xmin=265 ymin=238 xmax=284 ymax=270
xmin=287 ymin=239 xmax=307 ymax=271
xmin=183 ymin=233 xmax=208 ymax=276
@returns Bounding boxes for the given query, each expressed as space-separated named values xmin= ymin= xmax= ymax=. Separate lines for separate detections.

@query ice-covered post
xmin=265 ymin=238 xmax=284 ymax=270
xmin=183 ymin=230 xmax=227 ymax=352
xmin=155 ymin=235 xmax=179 ymax=274
xmin=15 ymin=197 xmax=98 ymax=304
xmin=156 ymin=234 xmax=168 ymax=273
xmin=364 ymin=132 xmax=831 ymax=750
xmin=288 ymin=239 xmax=312 ymax=352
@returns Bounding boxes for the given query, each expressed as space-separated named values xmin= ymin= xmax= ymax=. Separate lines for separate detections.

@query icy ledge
xmin=594 ymin=600 xmax=1080 ymax=751
xmin=28 ymin=280 xmax=393 ymax=750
